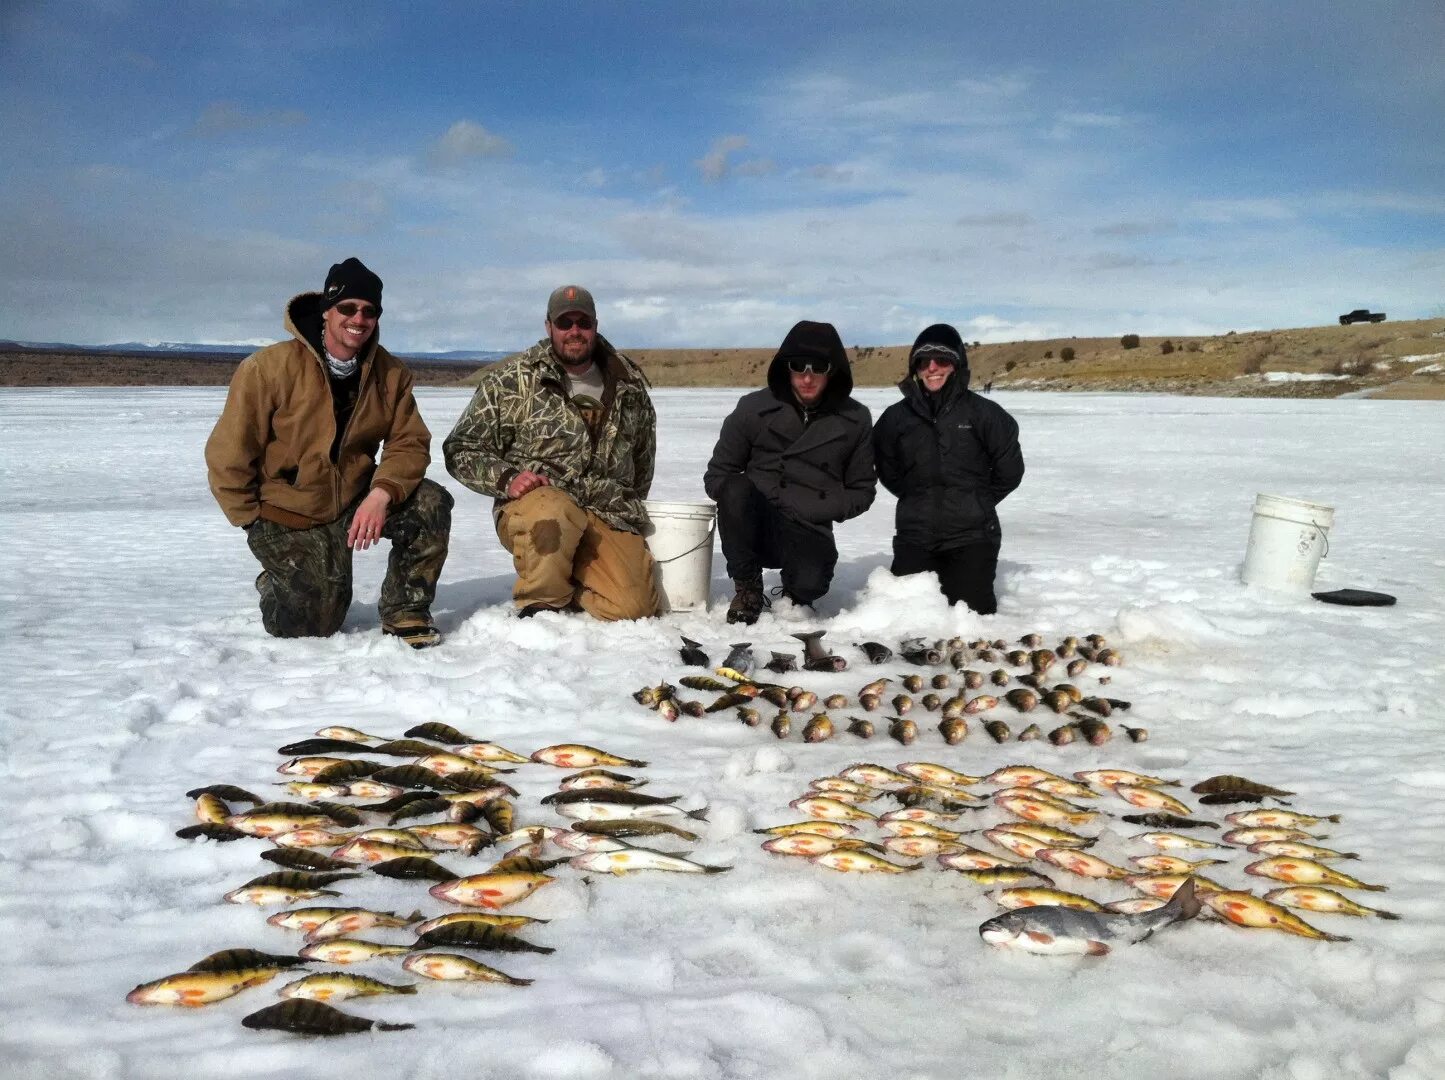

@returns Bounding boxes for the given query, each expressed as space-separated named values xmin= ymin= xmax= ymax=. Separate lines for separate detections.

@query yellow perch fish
xmin=1131 ymin=855 xmax=1227 ymax=874
xmin=430 ymin=872 xmax=554 ymax=909
xmin=127 ymin=968 xmax=277 ymax=1006
xmin=331 ymin=838 xmax=432 ymax=865
xmin=984 ymin=827 xmax=1054 ymax=860
xmin=224 ymin=884 xmax=340 ymax=905
xmin=1036 ymin=848 xmax=1131 ymax=880
xmin=415 ymin=751 xmax=485 ymax=776
xmin=272 ymin=827 xmax=356 ymax=849
xmin=276 ymin=756 xmax=350 ymax=777
xmin=811 ymin=850 xmax=920 ymax=873
xmin=896 ymin=762 xmax=985 ymax=787
xmin=995 ymin=823 xmax=1096 ymax=849
xmin=1222 ymin=827 xmax=1318 ymax=846
xmin=995 ymin=888 xmax=1105 ymax=912
xmin=456 ymin=742 xmax=531 ymax=764
xmin=882 ymin=836 xmax=965 ymax=858
xmin=1226 ymin=809 xmax=1340 ymax=828
xmin=993 ymin=793 xmax=1097 ymax=828
xmin=268 ymin=906 xmax=362 ymax=933
xmin=315 ymin=726 xmax=381 ymax=744
xmin=305 ymin=909 xmax=424 ymax=942
xmin=345 ymin=780 xmax=406 ymax=799
xmin=530 ymin=744 xmax=647 ymax=768
xmin=788 ymin=796 xmax=876 ymax=822
xmin=1126 ymin=873 xmax=1227 ymax=900
xmin=297 ymin=939 xmax=413 ymax=963
xmin=1262 ymin=887 xmax=1399 ymax=920
xmin=1246 ymin=840 xmax=1359 ymax=862
xmin=879 ymin=819 xmax=963 ymax=840
xmin=1106 ymin=783 xmax=1194 ymax=815
xmin=1135 ymin=831 xmax=1229 ymax=851
xmin=194 ymin=793 xmax=230 ymax=824
xmin=762 ymin=835 xmax=879 ymax=857
xmin=278 ymin=973 xmax=418 ymax=1002
xmin=992 ymin=788 xmax=1088 ymax=813
xmin=984 ymin=765 xmax=1072 ymax=787
xmin=946 ymin=867 xmax=1055 ymax=887
xmin=1030 ymin=778 xmax=1101 ymax=800
xmin=413 ymin=912 xmax=549 ymax=935
xmin=753 ymin=821 xmax=858 ymax=838
xmin=402 ymin=952 xmax=532 ymax=985
xmin=279 ymin=782 xmax=349 ymax=800
xmin=1244 ymin=857 xmax=1387 ymax=891
xmin=937 ymin=847 xmax=1028 ymax=871
xmin=225 ymin=812 xmax=337 ymax=838
xmin=1074 ymin=769 xmax=1179 ymax=788
xmin=810 ymin=778 xmax=882 ymax=798
xmin=570 ymin=850 xmax=729 ymax=874
xmin=838 ymin=763 xmax=913 ymax=787
xmin=1203 ymin=890 xmax=1351 ymax=941
xmin=876 ymin=807 xmax=963 ymax=825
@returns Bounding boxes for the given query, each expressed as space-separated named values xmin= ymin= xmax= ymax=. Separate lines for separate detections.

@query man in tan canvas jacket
xmin=443 ymin=285 xmax=659 ymax=620
xmin=205 ymin=258 xmax=453 ymax=647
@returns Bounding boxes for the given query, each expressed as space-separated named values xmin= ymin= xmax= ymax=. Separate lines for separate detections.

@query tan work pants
xmin=496 ymin=486 xmax=659 ymax=621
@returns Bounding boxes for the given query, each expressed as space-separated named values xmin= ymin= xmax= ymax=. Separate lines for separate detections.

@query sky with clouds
xmin=2 ymin=0 xmax=1442 ymax=351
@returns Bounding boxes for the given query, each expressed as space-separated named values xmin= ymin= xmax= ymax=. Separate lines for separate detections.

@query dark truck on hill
xmin=1339 ymin=309 xmax=1386 ymax=325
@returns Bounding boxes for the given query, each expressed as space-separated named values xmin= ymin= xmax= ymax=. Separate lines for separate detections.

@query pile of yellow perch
xmin=637 ymin=632 xmax=1145 ymax=746
xmin=758 ymin=762 xmax=1396 ymax=943
xmin=128 ymin=726 xmax=725 ymax=1035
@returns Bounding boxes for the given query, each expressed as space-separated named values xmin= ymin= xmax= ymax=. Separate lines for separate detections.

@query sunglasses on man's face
xmin=787 ymin=359 xmax=832 ymax=376
xmin=553 ymin=314 xmax=594 ymax=331
xmin=333 ymin=302 xmax=379 ymax=320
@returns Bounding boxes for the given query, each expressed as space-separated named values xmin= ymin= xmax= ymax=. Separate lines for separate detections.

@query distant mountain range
xmin=0 ymin=339 xmax=508 ymax=365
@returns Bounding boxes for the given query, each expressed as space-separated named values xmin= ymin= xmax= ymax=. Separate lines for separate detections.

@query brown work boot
xmin=382 ymin=615 xmax=442 ymax=649
xmin=726 ymin=578 xmax=769 ymax=625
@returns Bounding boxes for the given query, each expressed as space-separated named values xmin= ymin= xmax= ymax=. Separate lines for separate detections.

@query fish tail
xmin=702 ymin=865 xmax=732 ymax=874
xmin=377 ymin=1022 xmax=416 ymax=1032
xmin=685 ymin=809 xmax=710 ymax=822
xmin=681 ymin=637 xmax=702 ymax=648
xmin=1323 ymin=931 xmax=1353 ymax=943
xmin=623 ymin=757 xmax=649 ymax=768
xmin=1358 ymin=883 xmax=1388 ymax=893
xmin=396 ymin=985 xmax=419 ymax=994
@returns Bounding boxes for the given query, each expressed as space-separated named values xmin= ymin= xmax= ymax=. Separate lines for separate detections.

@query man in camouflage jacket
xmin=443 ymin=285 xmax=659 ymax=620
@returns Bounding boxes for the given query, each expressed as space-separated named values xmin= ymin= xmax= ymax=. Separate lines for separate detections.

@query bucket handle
xmin=652 ymin=519 xmax=716 ymax=565
xmin=1314 ymin=520 xmax=1330 ymax=559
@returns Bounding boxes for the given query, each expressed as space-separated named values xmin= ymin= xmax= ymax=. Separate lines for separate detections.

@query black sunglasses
xmin=553 ymin=314 xmax=594 ymax=331
xmin=333 ymin=301 xmax=379 ymax=319
xmin=787 ymin=359 xmax=832 ymax=376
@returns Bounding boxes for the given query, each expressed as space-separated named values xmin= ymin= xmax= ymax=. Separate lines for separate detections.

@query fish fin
xmin=1359 ymin=883 xmax=1388 ymax=893
xmin=1024 ymin=930 xmax=1054 ymax=945
xmin=1086 ymin=940 xmax=1111 ymax=956
xmin=395 ymin=984 xmax=419 ymax=994
xmin=1325 ymin=815 xmax=1341 ymax=823
xmin=1324 ymin=932 xmax=1353 ymax=943
xmin=681 ymin=637 xmax=701 ymax=647
xmin=685 ymin=808 xmax=710 ymax=822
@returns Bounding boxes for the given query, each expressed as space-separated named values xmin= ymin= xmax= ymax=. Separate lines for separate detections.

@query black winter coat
xmin=872 ymin=373 xmax=1024 ymax=550
xmin=704 ymin=355 xmax=876 ymax=534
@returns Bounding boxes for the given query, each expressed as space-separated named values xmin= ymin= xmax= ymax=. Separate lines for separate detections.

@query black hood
xmin=766 ymin=319 xmax=853 ymax=409
xmin=906 ymin=323 xmax=970 ymax=388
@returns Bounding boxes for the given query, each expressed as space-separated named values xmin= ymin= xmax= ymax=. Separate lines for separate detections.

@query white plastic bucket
xmin=643 ymin=500 xmax=716 ymax=612
xmin=1241 ymin=493 xmax=1334 ymax=592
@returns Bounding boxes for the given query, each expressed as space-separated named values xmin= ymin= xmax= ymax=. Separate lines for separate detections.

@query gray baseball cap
xmin=547 ymin=284 xmax=596 ymax=321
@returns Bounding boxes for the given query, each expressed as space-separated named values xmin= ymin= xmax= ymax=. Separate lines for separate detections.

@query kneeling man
xmin=444 ymin=286 xmax=659 ymax=620
xmin=704 ymin=320 xmax=876 ymax=624
xmin=205 ymin=258 xmax=453 ymax=647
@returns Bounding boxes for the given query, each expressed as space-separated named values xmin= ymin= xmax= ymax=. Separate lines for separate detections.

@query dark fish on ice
xmin=795 ymin=630 xmax=847 ymax=672
xmin=404 ymin=722 xmax=478 ymax=744
xmin=856 ymin=641 xmax=893 ymax=664
xmin=1190 ymin=775 xmax=1296 ymax=797
xmin=241 ymin=999 xmax=412 ymax=1035
xmin=679 ymin=636 xmax=710 ymax=667
xmin=1122 ymin=812 xmax=1218 ymax=830
xmin=185 ymin=785 xmax=261 ymax=804
xmin=722 ymin=643 xmax=755 ymax=675
xmin=980 ymin=877 xmax=1201 ymax=956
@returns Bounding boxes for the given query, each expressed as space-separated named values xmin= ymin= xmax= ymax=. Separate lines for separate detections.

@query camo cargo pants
xmin=245 ymin=478 xmax=453 ymax=638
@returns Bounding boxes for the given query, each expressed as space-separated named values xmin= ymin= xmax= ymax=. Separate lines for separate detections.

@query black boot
xmin=726 ymin=578 xmax=769 ymax=625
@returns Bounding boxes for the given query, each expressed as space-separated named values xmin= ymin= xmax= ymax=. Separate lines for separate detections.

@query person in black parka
xmin=704 ymin=320 xmax=876 ymax=624
xmin=872 ymin=324 xmax=1023 ymax=614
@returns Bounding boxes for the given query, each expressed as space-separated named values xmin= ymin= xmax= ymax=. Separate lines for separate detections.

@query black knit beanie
xmin=321 ymin=257 xmax=383 ymax=315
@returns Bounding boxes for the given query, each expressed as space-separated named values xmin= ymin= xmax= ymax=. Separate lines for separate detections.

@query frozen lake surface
xmin=2 ymin=386 xmax=1443 ymax=1079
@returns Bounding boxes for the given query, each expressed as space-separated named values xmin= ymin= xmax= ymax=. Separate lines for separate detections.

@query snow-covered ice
xmin=2 ymin=386 xmax=1444 ymax=1080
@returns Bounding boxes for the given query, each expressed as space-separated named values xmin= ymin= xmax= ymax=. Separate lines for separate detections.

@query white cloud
xmin=426 ymin=120 xmax=514 ymax=167
xmin=696 ymin=135 xmax=749 ymax=182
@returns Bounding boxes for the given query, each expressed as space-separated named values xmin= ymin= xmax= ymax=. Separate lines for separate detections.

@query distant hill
xmin=0 ymin=340 xmax=508 ymax=365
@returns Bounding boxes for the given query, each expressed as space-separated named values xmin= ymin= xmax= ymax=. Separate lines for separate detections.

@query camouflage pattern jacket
xmin=443 ymin=336 xmax=656 ymax=533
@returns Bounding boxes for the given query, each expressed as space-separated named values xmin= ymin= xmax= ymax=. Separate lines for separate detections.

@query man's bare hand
xmin=348 ymin=488 xmax=392 ymax=550
xmin=507 ymin=469 xmax=551 ymax=500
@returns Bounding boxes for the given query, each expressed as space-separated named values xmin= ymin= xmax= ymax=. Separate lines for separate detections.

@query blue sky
xmin=2 ymin=0 xmax=1442 ymax=351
